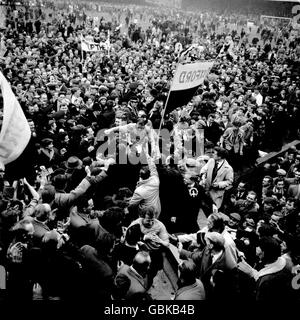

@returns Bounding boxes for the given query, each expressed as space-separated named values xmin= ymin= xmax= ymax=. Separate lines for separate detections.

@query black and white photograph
xmin=0 ymin=0 xmax=300 ymax=312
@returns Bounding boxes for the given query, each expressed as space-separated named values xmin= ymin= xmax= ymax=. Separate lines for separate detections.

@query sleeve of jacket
xmin=180 ymin=248 xmax=203 ymax=266
xmin=218 ymin=167 xmax=234 ymax=189
xmin=129 ymin=191 xmax=143 ymax=207
xmin=85 ymin=170 xmax=108 ymax=186
xmin=60 ymin=177 xmax=92 ymax=207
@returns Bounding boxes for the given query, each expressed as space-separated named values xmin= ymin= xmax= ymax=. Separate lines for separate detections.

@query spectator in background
xmin=174 ymin=259 xmax=206 ymax=300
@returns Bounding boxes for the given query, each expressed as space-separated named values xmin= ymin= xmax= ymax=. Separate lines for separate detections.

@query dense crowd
xmin=0 ymin=0 xmax=300 ymax=301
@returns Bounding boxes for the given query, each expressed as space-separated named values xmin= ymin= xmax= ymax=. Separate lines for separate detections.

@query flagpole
xmin=158 ymin=63 xmax=180 ymax=135
xmin=158 ymin=43 xmax=197 ymax=134
xmin=81 ymin=34 xmax=84 ymax=64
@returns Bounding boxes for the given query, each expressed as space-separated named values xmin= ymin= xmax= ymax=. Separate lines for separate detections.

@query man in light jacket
xmin=129 ymin=152 xmax=161 ymax=218
xmin=200 ymin=147 xmax=234 ymax=209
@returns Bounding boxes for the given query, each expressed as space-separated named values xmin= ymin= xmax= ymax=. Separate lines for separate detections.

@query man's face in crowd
xmin=237 ymin=182 xmax=246 ymax=193
xmin=87 ymin=127 xmax=94 ymax=139
xmin=276 ymin=181 xmax=285 ymax=190
xmin=213 ymin=150 xmax=221 ymax=162
xmin=287 ymin=153 xmax=295 ymax=161
xmin=295 ymin=171 xmax=300 ymax=182
xmin=246 ymin=193 xmax=256 ymax=205
xmin=40 ymin=93 xmax=48 ymax=104
xmin=60 ymin=105 xmax=68 ymax=113
xmin=28 ymin=106 xmax=35 ymax=114
xmin=262 ymin=177 xmax=271 ymax=187
xmin=41 ymin=72 xmax=47 ymax=80
xmin=74 ymin=98 xmax=81 ymax=107
xmin=28 ymin=121 xmax=35 ymax=132
xmin=33 ymin=104 xmax=39 ymax=112
xmin=263 ymin=201 xmax=274 ymax=213
xmin=208 ymin=115 xmax=214 ymax=123
xmin=285 ymin=200 xmax=295 ymax=211
xmin=142 ymin=214 xmax=154 ymax=229
xmin=228 ymin=215 xmax=239 ymax=228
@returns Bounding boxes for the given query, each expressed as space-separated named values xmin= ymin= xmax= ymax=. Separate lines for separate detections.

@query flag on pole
xmin=163 ymin=60 xmax=214 ymax=115
xmin=0 ymin=71 xmax=31 ymax=170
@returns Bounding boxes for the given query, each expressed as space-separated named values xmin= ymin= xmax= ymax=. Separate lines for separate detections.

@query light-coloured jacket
xmin=200 ymin=158 xmax=234 ymax=208
xmin=129 ymin=157 xmax=161 ymax=217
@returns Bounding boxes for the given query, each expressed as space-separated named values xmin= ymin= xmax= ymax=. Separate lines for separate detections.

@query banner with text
xmin=165 ymin=60 xmax=214 ymax=114
xmin=81 ymin=37 xmax=109 ymax=52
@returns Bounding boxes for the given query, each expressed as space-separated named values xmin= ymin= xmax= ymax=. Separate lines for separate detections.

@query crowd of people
xmin=0 ymin=0 xmax=300 ymax=301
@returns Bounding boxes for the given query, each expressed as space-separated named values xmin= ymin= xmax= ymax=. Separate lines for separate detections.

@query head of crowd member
xmin=205 ymin=231 xmax=225 ymax=254
xmin=213 ymin=147 xmax=228 ymax=163
xmin=53 ymin=174 xmax=68 ymax=192
xmin=99 ymin=96 xmax=107 ymax=107
xmin=40 ymin=92 xmax=48 ymax=105
xmin=28 ymin=119 xmax=37 ymax=137
xmin=137 ymin=109 xmax=147 ymax=120
xmin=269 ymin=211 xmax=283 ymax=227
xmin=136 ymin=117 xmax=147 ymax=131
xmin=232 ymin=118 xmax=243 ymax=129
xmin=41 ymin=138 xmax=54 ymax=151
xmin=237 ymin=182 xmax=247 ymax=194
xmin=284 ymin=198 xmax=296 ymax=213
xmin=276 ymin=169 xmax=287 ymax=180
xmin=59 ymin=101 xmax=69 ymax=113
xmin=207 ymin=113 xmax=215 ymax=125
xmin=228 ymin=213 xmax=241 ymax=229
xmin=245 ymin=191 xmax=258 ymax=206
xmin=294 ymin=170 xmax=300 ymax=184
xmin=34 ymin=203 xmax=53 ymax=223
xmin=140 ymin=206 xmax=156 ymax=229
xmin=99 ymin=206 xmax=124 ymax=239
xmin=131 ymin=251 xmax=151 ymax=278
xmin=129 ymin=96 xmax=139 ymax=108
xmin=112 ymin=274 xmax=131 ymax=300
xmin=48 ymin=119 xmax=57 ymax=133
xmin=153 ymin=99 xmax=164 ymax=112
xmin=139 ymin=160 xmax=151 ymax=181
xmin=207 ymin=213 xmax=225 ymax=233
xmin=178 ymin=259 xmax=199 ymax=288
xmin=204 ymin=141 xmax=215 ymax=158
xmin=263 ymin=196 xmax=278 ymax=214
xmin=256 ymin=236 xmax=281 ymax=265
xmin=115 ymin=187 xmax=133 ymax=204
xmin=274 ymin=179 xmax=286 ymax=192
xmin=41 ymin=184 xmax=56 ymax=204
xmin=262 ymin=175 xmax=273 ymax=188
xmin=286 ymin=150 xmax=296 ymax=163
xmin=95 ymin=232 xmax=117 ymax=260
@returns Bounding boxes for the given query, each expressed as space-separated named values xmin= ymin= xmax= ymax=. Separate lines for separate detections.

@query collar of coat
xmin=129 ymin=266 xmax=147 ymax=289
xmin=254 ymin=257 xmax=286 ymax=281
xmin=40 ymin=147 xmax=54 ymax=160
xmin=176 ymin=280 xmax=199 ymax=296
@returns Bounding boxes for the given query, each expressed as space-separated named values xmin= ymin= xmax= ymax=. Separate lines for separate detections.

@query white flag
xmin=170 ymin=61 xmax=214 ymax=91
xmin=81 ymin=36 xmax=108 ymax=52
xmin=0 ymin=71 xmax=31 ymax=169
